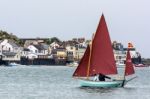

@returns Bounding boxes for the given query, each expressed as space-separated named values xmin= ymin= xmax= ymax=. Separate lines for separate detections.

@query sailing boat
xmin=73 ymin=14 xmax=135 ymax=88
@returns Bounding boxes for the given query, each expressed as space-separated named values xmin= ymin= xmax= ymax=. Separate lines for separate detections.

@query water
xmin=0 ymin=66 xmax=150 ymax=99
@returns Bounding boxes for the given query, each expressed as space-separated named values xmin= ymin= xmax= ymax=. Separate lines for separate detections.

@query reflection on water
xmin=0 ymin=66 xmax=150 ymax=99
xmin=79 ymin=87 xmax=115 ymax=93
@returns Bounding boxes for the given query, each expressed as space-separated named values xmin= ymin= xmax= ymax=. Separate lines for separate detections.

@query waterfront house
xmin=113 ymin=41 xmax=126 ymax=65
xmin=27 ymin=45 xmax=38 ymax=59
xmin=2 ymin=51 xmax=21 ymax=63
xmin=52 ymin=48 xmax=66 ymax=59
xmin=50 ymin=41 xmax=60 ymax=49
xmin=72 ymin=38 xmax=85 ymax=43
xmin=34 ymin=43 xmax=49 ymax=55
xmin=27 ymin=43 xmax=50 ymax=59
xmin=51 ymin=48 xmax=66 ymax=65
xmin=21 ymin=48 xmax=30 ymax=58
xmin=34 ymin=43 xmax=50 ymax=59
xmin=0 ymin=39 xmax=21 ymax=64
xmin=60 ymin=40 xmax=79 ymax=48
xmin=66 ymin=46 xmax=76 ymax=62
xmin=75 ymin=46 xmax=86 ymax=61
xmin=27 ymin=45 xmax=38 ymax=54
xmin=20 ymin=38 xmax=48 ymax=48
xmin=0 ymin=39 xmax=20 ymax=53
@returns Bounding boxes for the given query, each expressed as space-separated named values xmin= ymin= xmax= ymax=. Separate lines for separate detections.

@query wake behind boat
xmin=72 ymin=14 xmax=136 ymax=88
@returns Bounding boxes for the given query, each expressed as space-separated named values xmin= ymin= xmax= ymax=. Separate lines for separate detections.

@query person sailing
xmin=98 ymin=73 xmax=111 ymax=81
xmin=94 ymin=73 xmax=111 ymax=81
xmin=93 ymin=74 xmax=99 ymax=81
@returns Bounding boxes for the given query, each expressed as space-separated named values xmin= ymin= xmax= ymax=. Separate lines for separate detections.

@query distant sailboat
xmin=121 ymin=49 xmax=135 ymax=87
xmin=125 ymin=49 xmax=135 ymax=76
xmin=73 ymin=14 xmax=136 ymax=88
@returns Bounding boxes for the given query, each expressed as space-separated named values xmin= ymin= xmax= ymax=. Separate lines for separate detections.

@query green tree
xmin=0 ymin=30 xmax=24 ymax=46
xmin=45 ymin=37 xmax=61 ymax=44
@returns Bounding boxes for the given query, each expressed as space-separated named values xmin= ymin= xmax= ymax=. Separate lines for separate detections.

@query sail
xmin=124 ymin=49 xmax=135 ymax=76
xmin=89 ymin=14 xmax=117 ymax=76
xmin=73 ymin=45 xmax=90 ymax=77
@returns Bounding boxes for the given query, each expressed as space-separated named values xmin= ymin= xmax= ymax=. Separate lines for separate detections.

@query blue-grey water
xmin=0 ymin=66 xmax=150 ymax=99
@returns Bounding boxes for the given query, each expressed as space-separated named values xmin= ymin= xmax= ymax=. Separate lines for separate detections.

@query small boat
xmin=134 ymin=63 xmax=148 ymax=67
xmin=66 ymin=62 xmax=78 ymax=67
xmin=7 ymin=62 xmax=19 ymax=67
xmin=80 ymin=80 xmax=123 ymax=87
xmin=72 ymin=14 xmax=136 ymax=88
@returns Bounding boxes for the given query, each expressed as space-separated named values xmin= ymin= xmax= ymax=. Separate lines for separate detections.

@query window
xmin=71 ymin=47 xmax=73 ymax=50
xmin=9 ymin=48 xmax=11 ymax=51
xmin=35 ymin=50 xmax=38 ymax=53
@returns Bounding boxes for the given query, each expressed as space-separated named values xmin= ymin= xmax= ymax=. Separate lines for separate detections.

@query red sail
xmin=89 ymin=14 xmax=117 ymax=76
xmin=73 ymin=45 xmax=90 ymax=77
xmin=125 ymin=49 xmax=135 ymax=76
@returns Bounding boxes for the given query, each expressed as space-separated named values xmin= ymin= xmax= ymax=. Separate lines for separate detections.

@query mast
xmin=86 ymin=43 xmax=92 ymax=78
xmin=86 ymin=33 xmax=95 ymax=78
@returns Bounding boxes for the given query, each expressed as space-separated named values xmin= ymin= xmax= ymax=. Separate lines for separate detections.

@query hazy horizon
xmin=0 ymin=0 xmax=150 ymax=58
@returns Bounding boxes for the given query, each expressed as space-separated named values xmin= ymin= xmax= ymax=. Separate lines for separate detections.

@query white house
xmin=26 ymin=44 xmax=49 ymax=59
xmin=114 ymin=50 xmax=126 ymax=65
xmin=2 ymin=51 xmax=21 ymax=61
xmin=27 ymin=45 xmax=39 ymax=54
xmin=34 ymin=44 xmax=49 ymax=55
xmin=0 ymin=39 xmax=20 ymax=53
xmin=26 ymin=45 xmax=38 ymax=59
xmin=66 ymin=46 xmax=76 ymax=62
xmin=0 ymin=39 xmax=21 ymax=62
xmin=75 ymin=47 xmax=86 ymax=61
xmin=50 ymin=42 xmax=60 ymax=49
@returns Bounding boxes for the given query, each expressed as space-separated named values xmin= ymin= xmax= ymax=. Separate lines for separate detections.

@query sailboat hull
xmin=80 ymin=80 xmax=123 ymax=88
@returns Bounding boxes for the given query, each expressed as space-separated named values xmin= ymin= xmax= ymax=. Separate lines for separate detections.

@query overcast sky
xmin=0 ymin=0 xmax=150 ymax=58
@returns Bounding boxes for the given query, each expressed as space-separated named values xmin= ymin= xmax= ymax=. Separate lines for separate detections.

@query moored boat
xmin=66 ymin=62 xmax=78 ymax=67
xmin=134 ymin=63 xmax=149 ymax=67
xmin=6 ymin=62 xmax=20 ymax=67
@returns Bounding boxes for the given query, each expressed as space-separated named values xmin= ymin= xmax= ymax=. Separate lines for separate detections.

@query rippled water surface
xmin=0 ymin=66 xmax=150 ymax=99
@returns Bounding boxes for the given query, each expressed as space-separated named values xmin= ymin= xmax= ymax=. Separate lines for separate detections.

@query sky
xmin=0 ymin=0 xmax=150 ymax=58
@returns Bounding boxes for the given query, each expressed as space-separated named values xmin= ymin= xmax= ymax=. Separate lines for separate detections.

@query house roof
xmin=9 ymin=42 xmax=19 ymax=47
xmin=51 ymin=48 xmax=66 ymax=54
xmin=50 ymin=42 xmax=60 ymax=46
xmin=23 ymin=48 xmax=30 ymax=51
xmin=41 ymin=43 xmax=49 ymax=49
xmin=33 ymin=43 xmax=49 ymax=50
xmin=124 ymin=48 xmax=136 ymax=51
xmin=8 ymin=40 xmax=19 ymax=47
xmin=60 ymin=40 xmax=79 ymax=48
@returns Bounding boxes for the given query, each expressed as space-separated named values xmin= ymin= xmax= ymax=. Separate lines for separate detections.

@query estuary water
xmin=0 ymin=66 xmax=150 ymax=99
